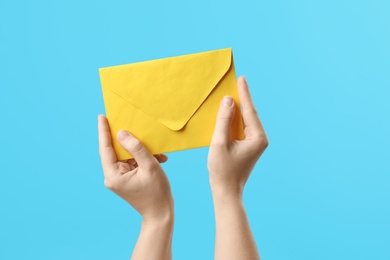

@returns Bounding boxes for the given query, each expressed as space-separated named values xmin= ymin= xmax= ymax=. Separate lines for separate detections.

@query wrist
xmin=135 ymin=207 xmax=174 ymax=260
xmin=141 ymin=216 xmax=174 ymax=237
xmin=210 ymin=181 xmax=243 ymax=200
xmin=211 ymin=186 xmax=243 ymax=206
xmin=142 ymin=205 xmax=174 ymax=228
xmin=211 ymin=190 xmax=245 ymax=218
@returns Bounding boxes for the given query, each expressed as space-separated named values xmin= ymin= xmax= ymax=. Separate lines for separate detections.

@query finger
xmin=120 ymin=159 xmax=137 ymax=166
xmin=211 ymin=96 xmax=236 ymax=145
xmin=154 ymin=154 xmax=168 ymax=163
xmin=117 ymin=130 xmax=156 ymax=169
xmin=124 ymin=154 xmax=168 ymax=165
xmin=237 ymin=76 xmax=265 ymax=138
xmin=98 ymin=115 xmax=117 ymax=173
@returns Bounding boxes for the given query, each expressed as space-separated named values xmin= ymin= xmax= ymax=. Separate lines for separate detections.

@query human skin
xmin=98 ymin=115 xmax=174 ymax=260
xmin=97 ymin=76 xmax=267 ymax=260
xmin=208 ymin=76 xmax=269 ymax=260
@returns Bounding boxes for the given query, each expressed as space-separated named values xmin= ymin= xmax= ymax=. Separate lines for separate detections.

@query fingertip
xmin=213 ymin=96 xmax=236 ymax=145
xmin=117 ymin=134 xmax=154 ymax=167
xmin=159 ymin=154 xmax=169 ymax=163
xmin=238 ymin=75 xmax=246 ymax=84
xmin=155 ymin=153 xmax=168 ymax=162
xmin=238 ymin=76 xmax=249 ymax=91
xmin=237 ymin=75 xmax=252 ymax=100
xmin=98 ymin=114 xmax=108 ymax=125
xmin=98 ymin=115 xmax=109 ymax=134
xmin=162 ymin=154 xmax=168 ymax=161
xmin=221 ymin=96 xmax=234 ymax=107
xmin=117 ymin=129 xmax=130 ymax=141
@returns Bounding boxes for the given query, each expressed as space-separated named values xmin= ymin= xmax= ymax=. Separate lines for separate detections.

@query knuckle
xmin=104 ymin=178 xmax=119 ymax=191
xmin=218 ymin=108 xmax=234 ymax=118
xmin=243 ymin=107 xmax=258 ymax=116
xmin=260 ymin=136 xmax=269 ymax=149
xmin=253 ymin=135 xmax=269 ymax=153
xmin=259 ymin=138 xmax=269 ymax=151
xmin=217 ymin=116 xmax=233 ymax=122
xmin=211 ymin=138 xmax=228 ymax=149
xmin=263 ymin=136 xmax=269 ymax=148
xmin=146 ymin=162 xmax=159 ymax=172
xmin=129 ymin=138 xmax=144 ymax=153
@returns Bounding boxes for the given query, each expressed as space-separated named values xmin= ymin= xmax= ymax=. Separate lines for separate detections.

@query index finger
xmin=237 ymin=76 xmax=266 ymax=138
xmin=98 ymin=114 xmax=117 ymax=173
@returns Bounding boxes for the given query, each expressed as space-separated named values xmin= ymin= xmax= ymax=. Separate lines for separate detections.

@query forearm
xmin=131 ymin=213 xmax=174 ymax=260
xmin=212 ymin=191 xmax=260 ymax=260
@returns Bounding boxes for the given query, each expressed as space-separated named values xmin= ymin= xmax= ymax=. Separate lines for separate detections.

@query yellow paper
xmin=99 ymin=48 xmax=244 ymax=160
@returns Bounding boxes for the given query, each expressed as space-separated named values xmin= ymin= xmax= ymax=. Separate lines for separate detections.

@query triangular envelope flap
xmin=101 ymin=48 xmax=232 ymax=130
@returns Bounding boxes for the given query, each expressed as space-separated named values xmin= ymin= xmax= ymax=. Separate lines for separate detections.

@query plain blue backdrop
xmin=1 ymin=0 xmax=389 ymax=259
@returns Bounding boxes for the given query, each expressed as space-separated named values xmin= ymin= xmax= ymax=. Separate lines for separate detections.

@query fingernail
xmin=118 ymin=130 xmax=130 ymax=141
xmin=222 ymin=96 xmax=233 ymax=107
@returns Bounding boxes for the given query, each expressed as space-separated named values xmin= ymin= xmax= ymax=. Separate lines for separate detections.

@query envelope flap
xmin=99 ymin=48 xmax=232 ymax=130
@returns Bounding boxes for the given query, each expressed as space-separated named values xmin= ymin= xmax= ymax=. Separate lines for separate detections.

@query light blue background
xmin=1 ymin=0 xmax=389 ymax=259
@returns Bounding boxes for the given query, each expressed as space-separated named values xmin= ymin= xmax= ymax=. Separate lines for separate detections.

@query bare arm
xmin=132 ymin=212 xmax=173 ymax=260
xmin=212 ymin=191 xmax=258 ymax=260
xmin=208 ymin=76 xmax=268 ymax=260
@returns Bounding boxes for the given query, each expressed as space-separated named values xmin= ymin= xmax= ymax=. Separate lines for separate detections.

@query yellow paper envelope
xmin=99 ymin=48 xmax=244 ymax=160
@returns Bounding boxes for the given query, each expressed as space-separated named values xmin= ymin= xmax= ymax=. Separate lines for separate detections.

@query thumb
xmin=211 ymin=96 xmax=235 ymax=145
xmin=117 ymin=130 xmax=155 ymax=168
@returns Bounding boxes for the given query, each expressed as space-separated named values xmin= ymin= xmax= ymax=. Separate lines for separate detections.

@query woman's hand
xmin=208 ymin=76 xmax=268 ymax=198
xmin=98 ymin=115 xmax=173 ymax=221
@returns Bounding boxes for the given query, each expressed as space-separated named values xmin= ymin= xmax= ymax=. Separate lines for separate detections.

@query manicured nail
xmin=118 ymin=130 xmax=130 ymax=141
xmin=222 ymin=96 xmax=233 ymax=107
